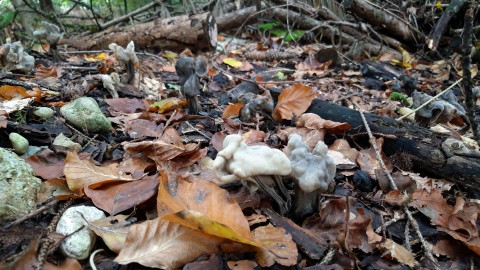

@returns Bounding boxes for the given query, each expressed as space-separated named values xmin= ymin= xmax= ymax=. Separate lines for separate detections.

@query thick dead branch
xmin=60 ymin=7 xmax=258 ymax=51
xmin=271 ymin=7 xmax=401 ymax=59
xmin=461 ymin=3 xmax=480 ymax=141
xmin=427 ymin=0 xmax=466 ymax=50
xmin=270 ymin=89 xmax=480 ymax=192
xmin=343 ymin=0 xmax=423 ymax=44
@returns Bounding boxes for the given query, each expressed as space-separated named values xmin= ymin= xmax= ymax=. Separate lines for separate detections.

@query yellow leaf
xmin=162 ymin=51 xmax=178 ymax=59
xmin=272 ymin=83 xmax=316 ymax=122
xmin=163 ymin=210 xmax=259 ymax=246
xmin=223 ymin=58 xmax=243 ymax=68
xmin=157 ymin=171 xmax=257 ymax=246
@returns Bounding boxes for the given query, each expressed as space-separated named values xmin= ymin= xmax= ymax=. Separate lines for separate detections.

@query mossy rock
xmin=0 ymin=148 xmax=41 ymax=224
xmin=60 ymin=97 xmax=112 ymax=134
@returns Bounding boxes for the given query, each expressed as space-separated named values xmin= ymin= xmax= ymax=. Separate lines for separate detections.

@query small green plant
xmin=389 ymin=92 xmax=412 ymax=106
xmin=13 ymin=110 xmax=27 ymax=124
xmin=258 ymin=21 xmax=304 ymax=43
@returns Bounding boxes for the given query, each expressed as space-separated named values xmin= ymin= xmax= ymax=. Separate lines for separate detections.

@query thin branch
xmin=354 ymin=102 xmax=440 ymax=269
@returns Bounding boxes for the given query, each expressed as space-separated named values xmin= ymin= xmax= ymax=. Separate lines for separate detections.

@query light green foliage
xmin=258 ymin=21 xmax=304 ymax=42
xmin=276 ymin=71 xmax=285 ymax=80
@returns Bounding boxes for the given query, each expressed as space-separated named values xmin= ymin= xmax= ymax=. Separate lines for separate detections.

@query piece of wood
xmin=427 ymin=0 xmax=466 ymax=50
xmin=344 ymin=0 xmax=423 ymax=44
xmin=262 ymin=208 xmax=328 ymax=260
xmin=270 ymin=89 xmax=480 ymax=192
xmin=60 ymin=7 xmax=257 ymax=51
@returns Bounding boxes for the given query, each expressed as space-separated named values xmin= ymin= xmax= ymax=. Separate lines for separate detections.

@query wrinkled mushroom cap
xmin=213 ymin=134 xmax=291 ymax=182
xmin=287 ymin=134 xmax=336 ymax=193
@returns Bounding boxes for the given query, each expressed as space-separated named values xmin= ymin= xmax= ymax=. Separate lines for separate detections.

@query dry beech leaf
xmin=253 ymin=224 xmax=298 ymax=267
xmin=25 ymin=149 xmax=66 ymax=179
xmin=222 ymin=103 xmax=244 ymax=119
xmin=379 ymin=239 xmax=416 ymax=267
xmin=0 ymin=85 xmax=30 ymax=100
xmin=122 ymin=139 xmax=186 ymax=162
xmin=227 ymin=260 xmax=258 ymax=270
xmin=157 ymin=172 xmax=258 ymax=246
xmin=35 ymin=64 xmax=59 ymax=78
xmin=295 ymin=113 xmax=351 ymax=134
xmin=272 ymin=83 xmax=316 ymax=122
xmin=356 ymin=138 xmax=392 ymax=178
xmin=88 ymin=214 xmax=131 ymax=253
xmin=36 ymin=177 xmax=79 ymax=204
xmin=64 ymin=151 xmax=132 ymax=195
xmin=85 ymin=176 xmax=158 ymax=215
xmin=115 ymin=218 xmax=225 ymax=269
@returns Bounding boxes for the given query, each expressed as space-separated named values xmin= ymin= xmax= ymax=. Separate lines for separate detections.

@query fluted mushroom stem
xmin=252 ymin=175 xmax=291 ymax=215
xmin=291 ymin=185 xmax=320 ymax=220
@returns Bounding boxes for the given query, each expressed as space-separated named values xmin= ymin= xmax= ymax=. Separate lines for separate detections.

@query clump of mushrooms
xmin=109 ymin=41 xmax=139 ymax=85
xmin=287 ymin=134 xmax=336 ymax=219
xmin=175 ymin=56 xmax=207 ymax=114
xmin=213 ymin=134 xmax=292 ymax=214
xmin=0 ymin=40 xmax=35 ymax=72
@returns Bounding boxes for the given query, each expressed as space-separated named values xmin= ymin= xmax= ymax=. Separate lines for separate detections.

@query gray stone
xmin=60 ymin=97 xmax=112 ymax=133
xmin=8 ymin=132 xmax=29 ymax=155
xmin=52 ymin=133 xmax=81 ymax=151
xmin=33 ymin=107 xmax=55 ymax=119
xmin=0 ymin=148 xmax=41 ymax=224
xmin=56 ymin=205 xmax=106 ymax=260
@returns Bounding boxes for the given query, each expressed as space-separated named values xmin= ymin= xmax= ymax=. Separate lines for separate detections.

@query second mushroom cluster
xmin=213 ymin=133 xmax=336 ymax=218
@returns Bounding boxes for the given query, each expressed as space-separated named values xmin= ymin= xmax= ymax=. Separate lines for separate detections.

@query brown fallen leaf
xmin=114 ymin=218 xmax=225 ymax=269
xmin=272 ymin=83 xmax=316 ymax=122
xmin=222 ymin=103 xmax=244 ymax=119
xmin=64 ymin=151 xmax=133 ymax=195
xmin=157 ymin=172 xmax=258 ymax=246
xmin=85 ymin=175 xmax=158 ymax=215
xmin=253 ymin=224 xmax=298 ymax=267
xmin=88 ymin=214 xmax=132 ymax=253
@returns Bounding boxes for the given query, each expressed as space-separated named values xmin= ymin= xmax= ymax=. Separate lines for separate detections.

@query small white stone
xmin=33 ymin=107 xmax=55 ymax=119
xmin=56 ymin=205 xmax=106 ymax=260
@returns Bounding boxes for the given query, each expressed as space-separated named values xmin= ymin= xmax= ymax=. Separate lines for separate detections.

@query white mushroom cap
xmin=213 ymin=134 xmax=292 ymax=183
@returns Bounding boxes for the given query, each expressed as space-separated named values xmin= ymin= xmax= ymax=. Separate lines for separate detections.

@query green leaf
xmin=270 ymin=29 xmax=287 ymax=37
xmin=284 ymin=30 xmax=304 ymax=42
xmin=258 ymin=21 xmax=281 ymax=31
